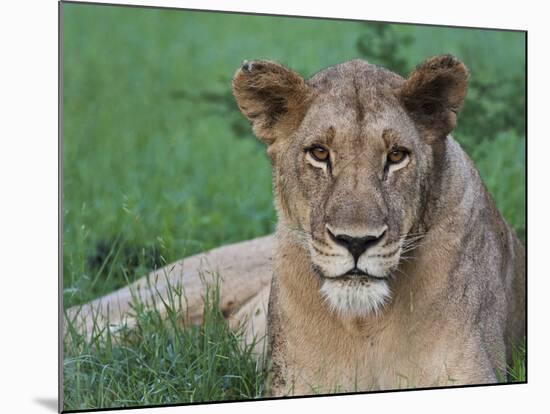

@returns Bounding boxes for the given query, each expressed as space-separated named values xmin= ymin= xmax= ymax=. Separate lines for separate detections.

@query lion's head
xmin=233 ymin=56 xmax=468 ymax=316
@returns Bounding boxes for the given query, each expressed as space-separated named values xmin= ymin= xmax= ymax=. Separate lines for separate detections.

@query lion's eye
xmin=387 ymin=149 xmax=407 ymax=164
xmin=308 ymin=146 xmax=330 ymax=162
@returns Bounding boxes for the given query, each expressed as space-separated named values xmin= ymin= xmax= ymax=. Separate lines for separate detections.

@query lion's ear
xmin=232 ymin=60 xmax=312 ymax=145
xmin=400 ymin=55 xmax=469 ymax=141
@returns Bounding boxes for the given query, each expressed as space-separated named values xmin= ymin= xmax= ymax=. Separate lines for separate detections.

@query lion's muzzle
xmin=326 ymin=226 xmax=387 ymax=264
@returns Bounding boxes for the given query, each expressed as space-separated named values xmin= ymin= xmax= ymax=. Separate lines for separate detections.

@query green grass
xmin=64 ymin=275 xmax=267 ymax=411
xmin=506 ymin=342 xmax=527 ymax=383
xmin=62 ymin=3 xmax=526 ymax=411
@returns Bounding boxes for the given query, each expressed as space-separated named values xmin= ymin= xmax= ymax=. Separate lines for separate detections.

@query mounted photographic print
xmin=61 ymin=1 xmax=526 ymax=411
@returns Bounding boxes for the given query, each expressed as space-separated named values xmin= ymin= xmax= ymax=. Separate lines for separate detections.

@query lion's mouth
xmin=339 ymin=268 xmax=387 ymax=281
xmin=313 ymin=264 xmax=387 ymax=282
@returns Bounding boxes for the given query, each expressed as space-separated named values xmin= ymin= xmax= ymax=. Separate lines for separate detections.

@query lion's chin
xmin=319 ymin=278 xmax=390 ymax=317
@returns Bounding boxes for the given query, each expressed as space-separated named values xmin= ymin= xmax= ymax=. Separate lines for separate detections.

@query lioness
xmin=232 ymin=56 xmax=525 ymax=395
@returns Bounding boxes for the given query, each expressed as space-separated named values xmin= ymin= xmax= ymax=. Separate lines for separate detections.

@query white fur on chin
xmin=320 ymin=278 xmax=390 ymax=316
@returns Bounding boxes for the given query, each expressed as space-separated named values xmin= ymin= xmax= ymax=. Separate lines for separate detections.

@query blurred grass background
xmin=62 ymin=4 xmax=525 ymax=410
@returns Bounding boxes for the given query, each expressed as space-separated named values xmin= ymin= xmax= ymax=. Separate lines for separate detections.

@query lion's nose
xmin=327 ymin=228 xmax=386 ymax=263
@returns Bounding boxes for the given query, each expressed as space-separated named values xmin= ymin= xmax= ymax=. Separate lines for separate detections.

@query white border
xmin=1 ymin=1 xmax=547 ymax=413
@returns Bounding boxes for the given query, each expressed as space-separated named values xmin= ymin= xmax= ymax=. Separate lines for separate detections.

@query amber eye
xmin=308 ymin=146 xmax=330 ymax=162
xmin=387 ymin=149 xmax=408 ymax=164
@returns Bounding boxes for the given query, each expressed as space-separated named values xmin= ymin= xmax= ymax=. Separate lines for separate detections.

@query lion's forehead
xmin=307 ymin=59 xmax=404 ymax=90
xmin=308 ymin=87 xmax=402 ymax=120
xmin=309 ymin=60 xmax=402 ymax=106
xmin=299 ymin=62 xmax=414 ymax=150
xmin=297 ymin=104 xmax=417 ymax=155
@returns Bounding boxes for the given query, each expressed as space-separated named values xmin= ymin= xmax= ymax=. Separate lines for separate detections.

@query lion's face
xmin=282 ymin=101 xmax=429 ymax=314
xmin=233 ymin=57 xmax=468 ymax=316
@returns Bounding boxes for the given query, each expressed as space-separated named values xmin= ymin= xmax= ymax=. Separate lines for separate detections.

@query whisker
xmin=402 ymin=235 xmax=425 ymax=244
xmin=401 ymin=240 xmax=426 ymax=253
xmin=312 ymin=244 xmax=342 ymax=258
xmin=312 ymin=236 xmax=332 ymax=248
xmin=399 ymin=230 xmax=427 ymax=238
xmin=392 ymin=267 xmax=409 ymax=279
xmin=398 ymin=255 xmax=415 ymax=264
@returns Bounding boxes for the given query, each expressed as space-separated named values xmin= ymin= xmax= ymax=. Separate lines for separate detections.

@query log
xmin=65 ymin=235 xmax=274 ymax=352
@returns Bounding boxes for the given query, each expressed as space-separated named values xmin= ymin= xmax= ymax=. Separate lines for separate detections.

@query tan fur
xmin=232 ymin=56 xmax=525 ymax=395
